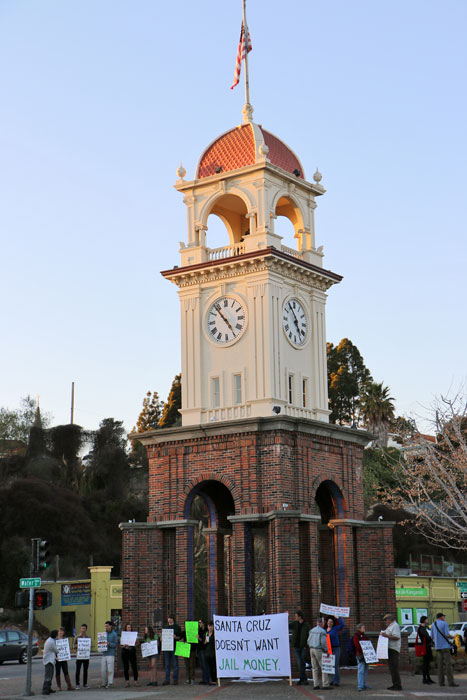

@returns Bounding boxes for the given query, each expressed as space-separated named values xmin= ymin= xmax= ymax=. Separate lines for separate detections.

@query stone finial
xmin=177 ymin=163 xmax=187 ymax=180
xmin=242 ymin=102 xmax=254 ymax=124
xmin=259 ymin=143 xmax=269 ymax=158
xmin=313 ymin=168 xmax=322 ymax=183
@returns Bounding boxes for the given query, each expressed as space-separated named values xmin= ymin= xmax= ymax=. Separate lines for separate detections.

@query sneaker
xmin=83 ymin=686 xmax=88 ymax=689
xmin=99 ymin=685 xmax=107 ymax=689
xmin=449 ymin=684 xmax=460 ymax=687
xmin=134 ymin=681 xmax=140 ymax=687
xmin=173 ymin=680 xmax=178 ymax=685
xmin=105 ymin=684 xmax=112 ymax=689
xmin=75 ymin=686 xmax=80 ymax=691
xmin=162 ymin=680 xmax=169 ymax=686
xmin=191 ymin=680 xmax=195 ymax=684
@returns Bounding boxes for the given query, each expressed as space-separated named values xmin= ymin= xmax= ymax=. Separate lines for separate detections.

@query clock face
xmin=206 ymin=296 xmax=247 ymax=345
xmin=283 ymin=298 xmax=308 ymax=346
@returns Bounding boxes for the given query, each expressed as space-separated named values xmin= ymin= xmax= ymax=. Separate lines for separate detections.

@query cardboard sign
xmin=56 ymin=638 xmax=71 ymax=661
xmin=97 ymin=632 xmax=108 ymax=652
xmin=185 ymin=621 xmax=199 ymax=644
xmin=321 ymin=653 xmax=335 ymax=674
xmin=120 ymin=631 xmax=138 ymax=646
xmin=141 ymin=641 xmax=158 ymax=657
xmin=376 ymin=634 xmax=389 ymax=659
xmin=319 ymin=603 xmax=350 ymax=618
xmin=161 ymin=628 xmax=174 ymax=652
xmin=360 ymin=640 xmax=378 ymax=664
xmin=175 ymin=641 xmax=191 ymax=658
xmin=76 ymin=637 xmax=91 ymax=660
xmin=214 ymin=613 xmax=291 ymax=678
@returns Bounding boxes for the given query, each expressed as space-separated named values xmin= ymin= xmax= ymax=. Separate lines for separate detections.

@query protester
xmin=42 ymin=630 xmax=58 ymax=696
xmin=307 ymin=617 xmax=331 ymax=690
xmin=197 ymin=620 xmax=210 ymax=685
xmin=120 ymin=623 xmax=139 ymax=687
xmin=100 ymin=620 xmax=118 ymax=689
xmin=73 ymin=624 xmax=91 ymax=689
xmin=143 ymin=625 xmax=159 ymax=686
xmin=431 ymin=612 xmax=459 ymax=687
xmin=416 ymin=616 xmax=434 ymax=685
xmin=55 ymin=628 xmax=74 ymax=691
xmin=162 ymin=614 xmax=181 ymax=686
xmin=204 ymin=621 xmax=217 ymax=685
xmin=290 ymin=610 xmax=310 ymax=686
xmin=353 ymin=623 xmax=370 ymax=692
xmin=182 ymin=626 xmax=196 ymax=685
xmin=326 ymin=616 xmax=344 ymax=686
xmin=381 ymin=613 xmax=402 ymax=691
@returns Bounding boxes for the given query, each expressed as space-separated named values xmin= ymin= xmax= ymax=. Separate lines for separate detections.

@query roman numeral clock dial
xmin=283 ymin=298 xmax=308 ymax=346
xmin=206 ymin=296 xmax=247 ymax=345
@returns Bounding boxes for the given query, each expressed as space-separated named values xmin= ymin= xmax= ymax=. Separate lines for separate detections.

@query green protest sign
xmin=175 ymin=641 xmax=191 ymax=658
xmin=185 ymin=621 xmax=198 ymax=644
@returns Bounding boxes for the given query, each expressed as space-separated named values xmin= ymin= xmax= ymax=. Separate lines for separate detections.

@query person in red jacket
xmin=353 ymin=623 xmax=370 ymax=692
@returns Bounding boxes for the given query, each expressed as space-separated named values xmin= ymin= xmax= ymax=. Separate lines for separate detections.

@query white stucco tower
xmin=162 ymin=121 xmax=342 ymax=426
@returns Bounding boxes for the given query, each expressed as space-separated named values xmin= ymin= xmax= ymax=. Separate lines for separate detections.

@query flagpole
xmin=242 ymin=0 xmax=253 ymax=122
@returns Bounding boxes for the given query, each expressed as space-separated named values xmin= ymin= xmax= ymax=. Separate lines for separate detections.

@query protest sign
xmin=319 ymin=603 xmax=350 ymax=618
xmin=56 ymin=638 xmax=71 ymax=661
xmin=175 ymin=641 xmax=191 ymax=658
xmin=376 ymin=634 xmax=389 ymax=659
xmin=321 ymin=653 xmax=335 ymax=674
xmin=141 ymin=641 xmax=158 ymax=657
xmin=360 ymin=640 xmax=378 ymax=664
xmin=120 ymin=631 xmax=138 ymax=646
xmin=213 ymin=613 xmax=291 ymax=678
xmin=185 ymin=621 xmax=199 ymax=644
xmin=76 ymin=637 xmax=91 ymax=660
xmin=161 ymin=628 xmax=174 ymax=652
xmin=97 ymin=632 xmax=108 ymax=652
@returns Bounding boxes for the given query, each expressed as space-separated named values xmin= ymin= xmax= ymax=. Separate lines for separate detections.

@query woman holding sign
xmin=353 ymin=623 xmax=370 ymax=692
xmin=143 ymin=626 xmax=159 ymax=687
xmin=73 ymin=624 xmax=91 ymax=689
xmin=326 ymin=616 xmax=344 ymax=686
xmin=120 ymin=623 xmax=140 ymax=687
xmin=55 ymin=627 xmax=74 ymax=691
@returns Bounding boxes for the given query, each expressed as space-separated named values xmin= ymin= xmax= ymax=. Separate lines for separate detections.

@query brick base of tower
xmin=120 ymin=416 xmax=395 ymax=631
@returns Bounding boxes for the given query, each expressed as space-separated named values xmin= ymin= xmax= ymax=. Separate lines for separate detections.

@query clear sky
xmin=1 ymin=0 xmax=465 ymax=434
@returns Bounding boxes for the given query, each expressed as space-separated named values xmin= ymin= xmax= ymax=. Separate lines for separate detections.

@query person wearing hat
xmin=381 ymin=613 xmax=402 ymax=691
xmin=431 ymin=613 xmax=459 ymax=687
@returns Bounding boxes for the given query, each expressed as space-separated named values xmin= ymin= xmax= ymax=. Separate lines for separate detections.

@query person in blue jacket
xmin=100 ymin=621 xmax=118 ymax=689
xmin=326 ymin=616 xmax=345 ymax=686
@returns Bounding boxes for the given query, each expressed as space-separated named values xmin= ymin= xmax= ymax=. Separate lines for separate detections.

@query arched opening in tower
xmin=315 ymin=481 xmax=346 ymax=606
xmin=274 ymin=195 xmax=304 ymax=251
xmin=206 ymin=194 xmax=249 ymax=247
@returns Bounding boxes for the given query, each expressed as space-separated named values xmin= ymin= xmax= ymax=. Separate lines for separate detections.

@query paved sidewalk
xmin=3 ymin=668 xmax=467 ymax=700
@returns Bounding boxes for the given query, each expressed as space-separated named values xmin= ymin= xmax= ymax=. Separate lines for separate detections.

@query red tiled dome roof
xmin=196 ymin=123 xmax=305 ymax=180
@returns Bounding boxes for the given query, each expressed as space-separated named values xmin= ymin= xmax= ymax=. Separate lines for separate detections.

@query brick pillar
xmin=299 ymin=516 xmax=320 ymax=619
xmin=229 ymin=519 xmax=251 ymax=615
xmin=332 ymin=523 xmax=357 ymax=628
xmin=319 ymin=525 xmax=335 ymax=604
xmin=205 ymin=527 xmax=227 ymax=618
xmin=174 ymin=525 xmax=191 ymax=623
xmin=268 ymin=514 xmax=302 ymax=614
xmin=355 ymin=523 xmax=396 ymax=630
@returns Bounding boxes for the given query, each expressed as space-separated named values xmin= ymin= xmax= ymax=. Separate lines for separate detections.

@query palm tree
xmin=360 ymin=382 xmax=395 ymax=448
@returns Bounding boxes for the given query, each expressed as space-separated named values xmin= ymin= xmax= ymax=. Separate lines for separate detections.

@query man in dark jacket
xmin=290 ymin=610 xmax=310 ymax=685
xmin=162 ymin=615 xmax=181 ymax=686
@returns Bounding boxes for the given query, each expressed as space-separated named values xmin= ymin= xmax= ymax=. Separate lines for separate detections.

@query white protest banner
xmin=376 ymin=634 xmax=389 ymax=659
xmin=161 ymin=628 xmax=174 ymax=652
xmin=360 ymin=640 xmax=378 ymax=664
xmin=319 ymin=603 xmax=350 ymax=618
xmin=56 ymin=638 xmax=71 ymax=661
xmin=214 ymin=613 xmax=291 ymax=678
xmin=141 ymin=641 xmax=158 ymax=657
xmin=321 ymin=653 xmax=335 ymax=674
xmin=120 ymin=631 xmax=138 ymax=646
xmin=97 ymin=632 xmax=108 ymax=652
xmin=76 ymin=637 xmax=91 ymax=660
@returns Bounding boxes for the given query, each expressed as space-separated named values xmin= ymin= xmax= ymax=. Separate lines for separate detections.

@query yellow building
xmin=34 ymin=566 xmax=122 ymax=651
xmin=396 ymin=576 xmax=467 ymax=624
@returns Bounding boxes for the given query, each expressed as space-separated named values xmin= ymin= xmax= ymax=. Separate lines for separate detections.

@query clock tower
xmin=164 ymin=121 xmax=341 ymax=426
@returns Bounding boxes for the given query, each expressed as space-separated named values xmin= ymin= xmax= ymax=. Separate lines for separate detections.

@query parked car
xmin=401 ymin=624 xmax=418 ymax=646
xmin=449 ymin=622 xmax=467 ymax=640
xmin=0 ymin=629 xmax=39 ymax=664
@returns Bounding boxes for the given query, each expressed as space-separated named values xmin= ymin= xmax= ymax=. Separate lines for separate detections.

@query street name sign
xmin=20 ymin=578 xmax=41 ymax=588
xmin=456 ymin=582 xmax=467 ymax=590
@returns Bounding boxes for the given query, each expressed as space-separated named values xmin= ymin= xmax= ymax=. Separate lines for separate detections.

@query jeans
xmin=332 ymin=646 xmax=341 ymax=685
xmin=198 ymin=648 xmax=210 ymax=683
xmin=101 ymin=655 xmax=115 ymax=685
xmin=388 ymin=649 xmax=401 ymax=689
xmin=357 ymin=656 xmax=369 ymax=690
xmin=75 ymin=660 xmax=89 ymax=686
xmin=163 ymin=650 xmax=178 ymax=682
xmin=294 ymin=647 xmax=307 ymax=683
xmin=42 ymin=662 xmax=55 ymax=694
xmin=437 ymin=648 xmax=454 ymax=685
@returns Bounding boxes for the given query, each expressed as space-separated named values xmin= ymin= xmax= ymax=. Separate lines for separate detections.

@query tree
xmin=383 ymin=395 xmax=467 ymax=551
xmin=360 ymin=382 xmax=395 ymax=447
xmin=159 ymin=374 xmax=181 ymax=428
xmin=83 ymin=419 xmax=129 ymax=497
xmin=327 ymin=339 xmax=372 ymax=425
xmin=362 ymin=446 xmax=401 ymax=508
xmin=134 ymin=391 xmax=163 ymax=433
xmin=0 ymin=396 xmax=51 ymax=444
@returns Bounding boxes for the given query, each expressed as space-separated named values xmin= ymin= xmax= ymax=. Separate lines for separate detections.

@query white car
xmin=400 ymin=624 xmax=418 ymax=646
xmin=449 ymin=622 xmax=467 ymax=638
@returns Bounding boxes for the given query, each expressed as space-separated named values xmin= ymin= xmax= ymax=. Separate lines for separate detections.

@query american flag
xmin=230 ymin=22 xmax=252 ymax=90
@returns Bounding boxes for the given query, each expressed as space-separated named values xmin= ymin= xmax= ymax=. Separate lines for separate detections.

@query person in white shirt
xmin=381 ymin=613 xmax=402 ymax=691
xmin=42 ymin=630 xmax=58 ymax=696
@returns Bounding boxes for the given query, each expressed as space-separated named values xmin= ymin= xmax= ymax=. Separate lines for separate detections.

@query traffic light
xmin=33 ymin=589 xmax=52 ymax=610
xmin=36 ymin=540 xmax=50 ymax=572
xmin=15 ymin=590 xmax=29 ymax=608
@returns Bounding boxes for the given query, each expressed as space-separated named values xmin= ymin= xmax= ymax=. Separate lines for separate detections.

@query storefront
xmin=396 ymin=576 xmax=467 ymax=624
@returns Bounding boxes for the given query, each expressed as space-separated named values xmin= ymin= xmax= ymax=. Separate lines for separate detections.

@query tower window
xmin=233 ymin=374 xmax=242 ymax=404
xmin=302 ymin=378 xmax=308 ymax=407
xmin=288 ymin=374 xmax=294 ymax=404
xmin=212 ymin=377 xmax=220 ymax=408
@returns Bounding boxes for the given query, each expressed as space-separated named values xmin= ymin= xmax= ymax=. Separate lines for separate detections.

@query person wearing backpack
xmin=353 ymin=623 xmax=370 ymax=692
xmin=416 ymin=616 xmax=434 ymax=685
xmin=431 ymin=613 xmax=459 ymax=687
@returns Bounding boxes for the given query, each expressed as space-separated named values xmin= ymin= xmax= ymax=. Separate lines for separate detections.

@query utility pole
xmin=24 ymin=539 xmax=38 ymax=697
xmin=70 ymin=382 xmax=75 ymax=424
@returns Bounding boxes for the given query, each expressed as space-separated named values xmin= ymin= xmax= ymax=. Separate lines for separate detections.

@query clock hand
xmin=217 ymin=309 xmax=235 ymax=334
xmin=289 ymin=306 xmax=301 ymax=331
